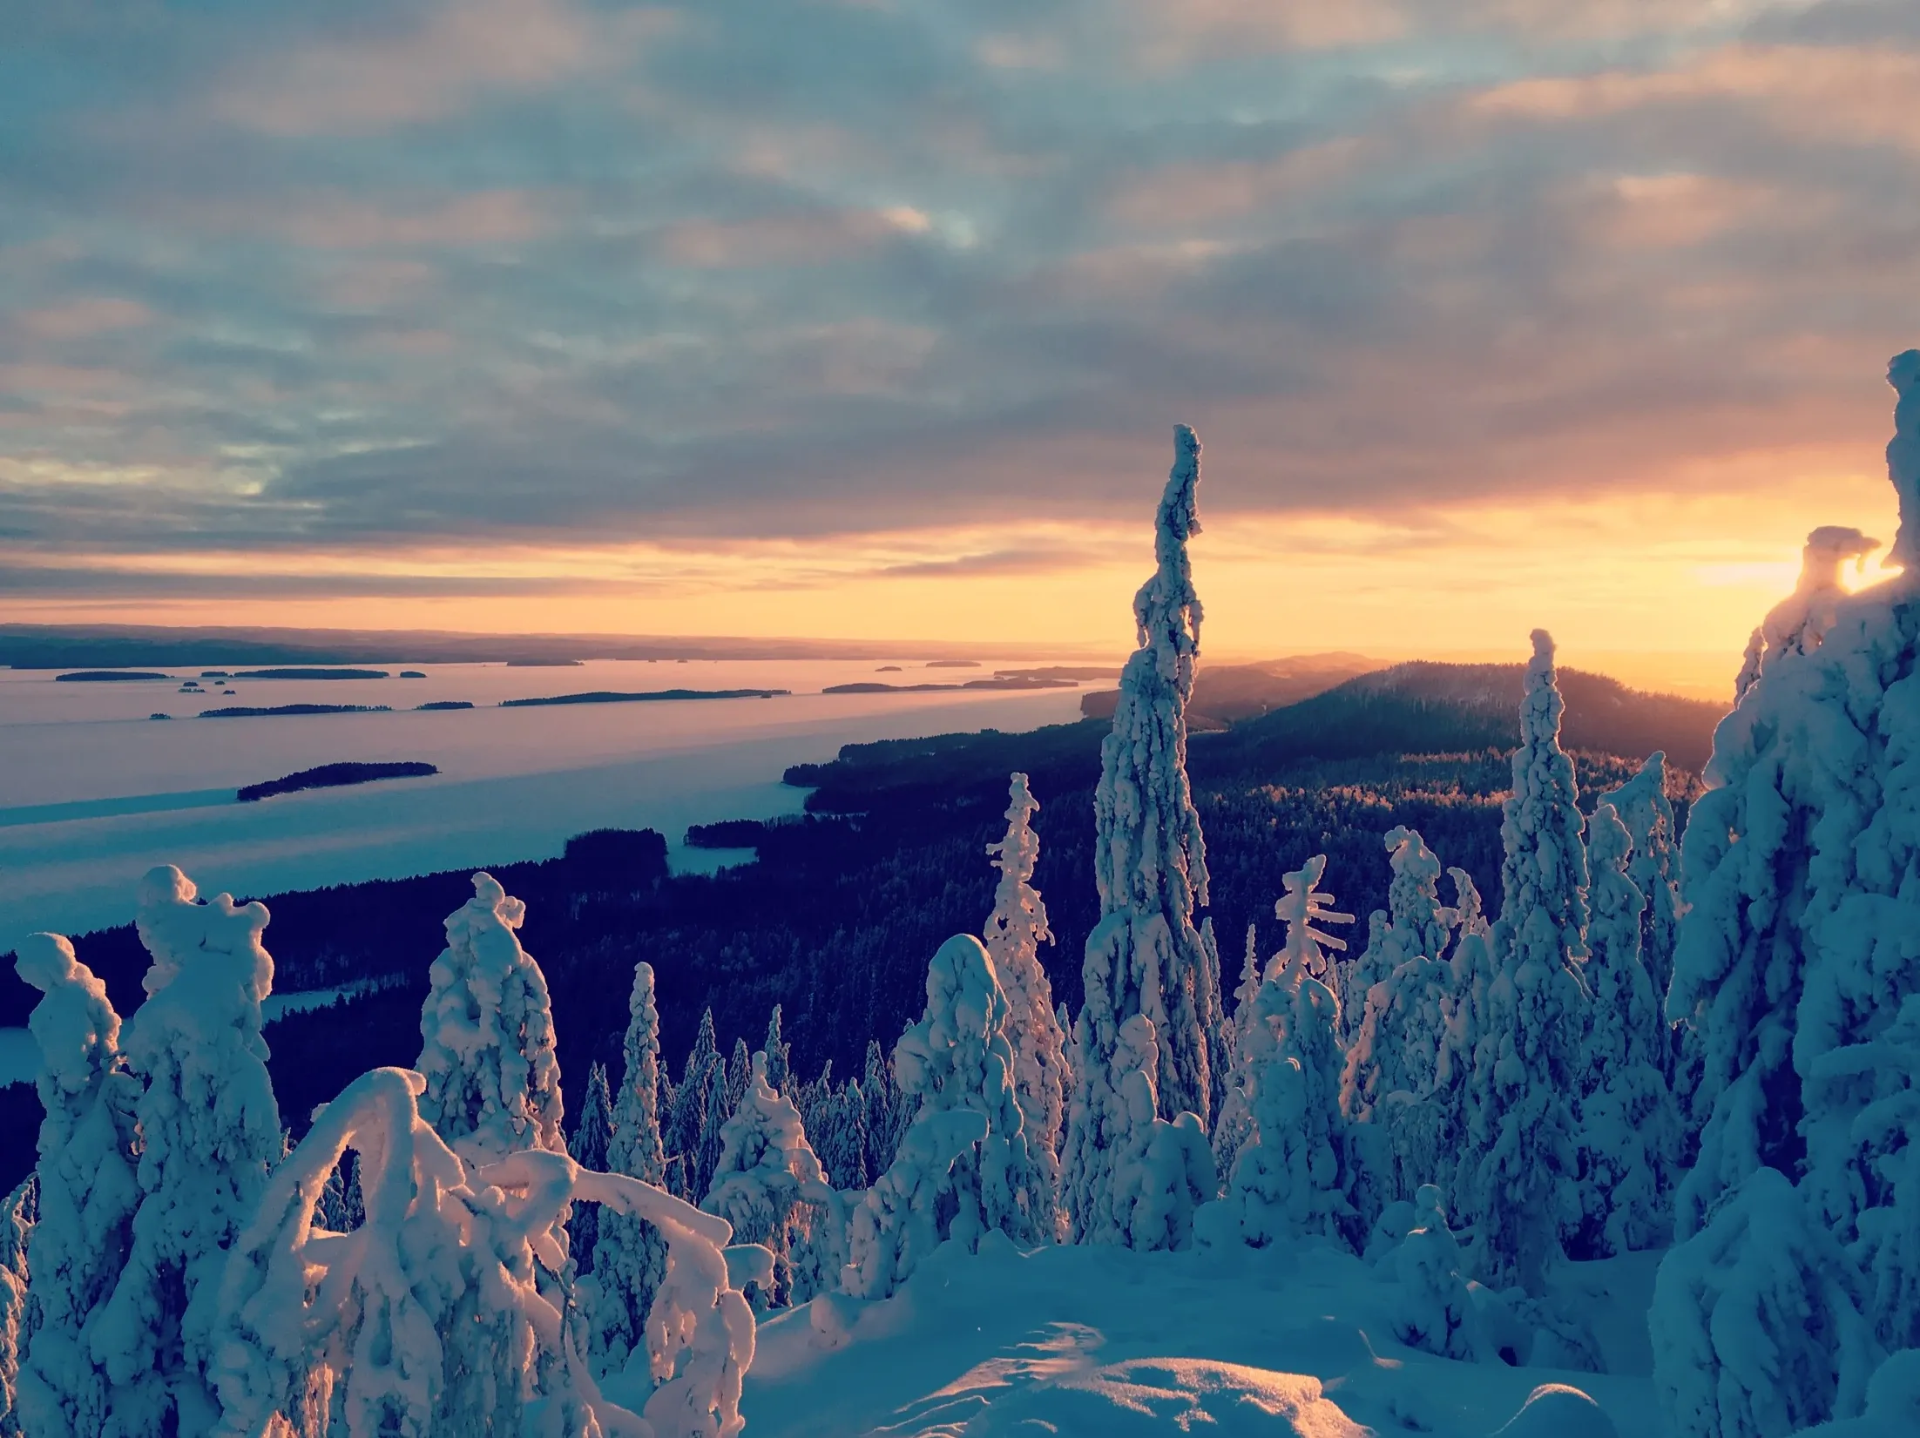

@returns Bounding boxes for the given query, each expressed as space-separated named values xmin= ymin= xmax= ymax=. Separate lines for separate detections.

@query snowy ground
xmin=0 ymin=659 xmax=1088 ymax=948
xmin=745 ymin=1236 xmax=1666 ymax=1438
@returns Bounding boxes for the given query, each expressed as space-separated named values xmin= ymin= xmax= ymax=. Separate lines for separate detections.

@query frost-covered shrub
xmin=702 ymin=1051 xmax=828 ymax=1308
xmin=1576 ymin=801 xmax=1679 ymax=1257
xmin=13 ymin=934 xmax=141 ymax=1438
xmin=1066 ymin=424 xmax=1220 ymax=1238
xmin=209 ymin=1065 xmax=759 ymax=1438
xmin=99 ymin=865 xmax=283 ymax=1437
xmin=1461 ymin=632 xmax=1588 ymax=1294
xmin=983 ymin=772 xmax=1069 ymax=1242
xmin=1392 ymin=1185 xmax=1486 ymax=1362
xmin=416 ymin=872 xmax=565 ymax=1165
xmin=1651 ymin=1168 xmax=1879 ymax=1438
xmin=587 ymin=960 xmax=672 ymax=1375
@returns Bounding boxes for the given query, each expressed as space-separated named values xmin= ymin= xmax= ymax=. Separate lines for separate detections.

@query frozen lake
xmin=0 ymin=658 xmax=1095 ymax=948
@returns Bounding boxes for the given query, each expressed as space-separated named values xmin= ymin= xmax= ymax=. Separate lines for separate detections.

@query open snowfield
xmin=745 ymin=1235 xmax=1663 ymax=1437
xmin=0 ymin=658 xmax=1089 ymax=947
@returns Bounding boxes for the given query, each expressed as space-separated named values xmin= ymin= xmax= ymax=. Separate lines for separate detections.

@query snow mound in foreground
xmin=747 ymin=1227 xmax=1661 ymax=1438
xmin=959 ymin=1357 xmax=1363 ymax=1436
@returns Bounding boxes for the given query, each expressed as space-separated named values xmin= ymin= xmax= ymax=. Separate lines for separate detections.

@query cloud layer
xmin=2 ymin=0 xmax=1916 ymax=645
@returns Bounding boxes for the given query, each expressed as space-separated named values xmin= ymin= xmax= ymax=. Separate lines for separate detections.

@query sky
xmin=2 ymin=1 xmax=1917 ymax=690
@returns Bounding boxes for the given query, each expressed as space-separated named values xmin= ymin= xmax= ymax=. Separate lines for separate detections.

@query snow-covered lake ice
xmin=0 ymin=659 xmax=1092 ymax=948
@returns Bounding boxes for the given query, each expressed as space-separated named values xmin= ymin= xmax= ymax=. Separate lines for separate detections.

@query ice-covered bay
xmin=0 ymin=659 xmax=1090 ymax=947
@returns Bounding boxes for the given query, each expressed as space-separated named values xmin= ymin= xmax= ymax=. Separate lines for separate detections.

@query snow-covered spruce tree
xmin=1209 ymin=925 xmax=1262 ymax=1182
xmin=1227 ymin=855 xmax=1359 ymax=1249
xmin=568 ymin=1061 xmax=614 ymax=1273
xmin=209 ymin=1065 xmax=762 ymax=1438
xmin=727 ymin=1039 xmax=751 ymax=1116
xmin=0 ymin=1177 xmax=31 ymax=1438
xmin=415 ymin=872 xmax=565 ymax=1165
xmin=1200 ymin=919 xmax=1230 ymax=1125
xmin=889 ymin=934 xmax=1042 ymax=1251
xmin=813 ymin=1078 xmax=870 ymax=1193
xmin=1067 ymin=424 xmax=1218 ymax=1187
xmin=586 ymin=960 xmax=671 ymax=1377
xmin=1650 ymin=1168 xmax=1879 ymax=1438
xmin=1460 ymin=631 xmax=1589 ymax=1294
xmin=1600 ymin=752 xmax=1683 ymax=1048
xmin=844 ymin=1108 xmax=988 ymax=1301
xmin=702 ymin=1050 xmax=830 ymax=1308
xmin=1669 ymin=353 xmax=1920 ymax=1274
xmin=669 ymin=1008 xmax=721 ymax=1201
xmin=1338 ymin=825 xmax=1450 ymax=1032
xmin=13 ymin=934 xmax=140 ymax=1438
xmin=1575 ymin=801 xmax=1679 ymax=1258
xmin=763 ymin=1005 xmax=792 ymax=1096
xmin=97 ymin=866 xmax=282 ymax=1437
xmin=982 ymin=771 xmax=1069 ymax=1241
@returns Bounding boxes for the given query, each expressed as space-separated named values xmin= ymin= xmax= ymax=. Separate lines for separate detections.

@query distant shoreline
xmin=499 ymin=688 xmax=788 ymax=708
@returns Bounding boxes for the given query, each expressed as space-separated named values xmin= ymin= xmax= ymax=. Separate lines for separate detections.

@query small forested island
xmin=231 ymin=667 xmax=389 ymax=680
xmin=399 ymin=670 xmax=427 ymax=678
xmin=414 ymin=700 xmax=473 ymax=711
xmin=54 ymin=670 xmax=169 ymax=682
xmin=822 ymin=676 xmax=1076 ymax=694
xmin=237 ymin=761 xmax=439 ymax=802
xmin=499 ymin=687 xmax=787 ymax=707
xmin=200 ymin=703 xmax=393 ymax=718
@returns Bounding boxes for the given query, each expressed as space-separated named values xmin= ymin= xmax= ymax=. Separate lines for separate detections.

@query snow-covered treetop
xmin=1132 ymin=423 xmax=1204 ymax=692
xmin=1761 ymin=525 xmax=1880 ymax=663
xmin=1499 ymin=629 xmax=1590 ymax=959
xmin=416 ymin=872 xmax=566 ymax=1164
xmin=1888 ymin=348 xmax=1920 ymax=572
xmin=986 ymin=771 xmax=1052 ymax=959
xmin=14 ymin=932 xmax=121 ymax=1101
xmin=134 ymin=863 xmax=274 ymax=1012
xmin=609 ymin=959 xmax=667 ymax=1184
xmin=1273 ymin=855 xmax=1353 ymax=982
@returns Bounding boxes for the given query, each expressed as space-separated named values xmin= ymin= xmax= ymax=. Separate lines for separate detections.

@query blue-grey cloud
xmin=1 ymin=0 xmax=1917 ymax=586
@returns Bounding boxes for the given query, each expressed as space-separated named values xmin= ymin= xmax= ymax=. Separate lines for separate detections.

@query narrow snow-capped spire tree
xmin=1067 ymin=424 xmax=1218 ymax=1217
xmin=763 ymin=1005 xmax=792 ymax=1095
xmin=1210 ymin=925 xmax=1263 ymax=1180
xmin=587 ymin=961 xmax=671 ymax=1375
xmin=568 ymin=1061 xmax=615 ymax=1271
xmin=1461 ymin=631 xmax=1589 ymax=1293
xmin=1575 ymin=801 xmax=1678 ymax=1257
xmin=13 ymin=934 xmax=140 ymax=1438
xmin=1600 ymin=752 xmax=1683 ymax=1054
xmin=98 ymin=865 xmax=283 ymax=1437
xmin=727 ymin=1038 xmax=751 ymax=1116
xmin=702 ymin=1051 xmax=829 ymax=1308
xmin=983 ymin=771 xmax=1069 ymax=1240
xmin=1228 ymin=856 xmax=1360 ymax=1249
xmin=415 ymin=872 xmax=565 ymax=1164
xmin=668 ymin=1008 xmax=721 ymax=1200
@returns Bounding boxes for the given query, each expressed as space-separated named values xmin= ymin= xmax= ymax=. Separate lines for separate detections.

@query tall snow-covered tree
xmin=1575 ymin=801 xmax=1679 ymax=1258
xmin=415 ymin=872 xmax=565 ymax=1164
xmin=726 ymin=1038 xmax=752 ymax=1117
xmin=98 ymin=865 xmax=283 ymax=1438
xmin=702 ymin=1051 xmax=830 ymax=1309
xmin=1066 ymin=424 xmax=1219 ymax=1209
xmin=1227 ymin=856 xmax=1360 ymax=1249
xmin=982 ymin=771 xmax=1069 ymax=1241
xmin=587 ymin=960 xmax=672 ymax=1376
xmin=890 ymin=934 xmax=1043 ymax=1251
xmin=13 ymin=934 xmax=140 ymax=1438
xmin=568 ymin=1061 xmax=614 ymax=1272
xmin=1460 ymin=631 xmax=1589 ymax=1293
